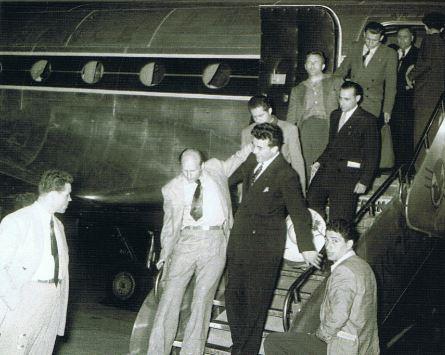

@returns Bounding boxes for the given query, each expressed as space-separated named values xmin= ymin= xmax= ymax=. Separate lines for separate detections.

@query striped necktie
xmin=251 ymin=164 xmax=263 ymax=185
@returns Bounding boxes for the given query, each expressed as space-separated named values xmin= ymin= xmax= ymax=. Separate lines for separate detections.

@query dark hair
xmin=247 ymin=95 xmax=272 ymax=111
xmin=178 ymin=148 xmax=205 ymax=164
xmin=306 ymin=50 xmax=326 ymax=65
xmin=326 ymin=219 xmax=359 ymax=243
xmin=364 ymin=22 xmax=385 ymax=36
xmin=422 ymin=12 xmax=445 ymax=31
xmin=38 ymin=169 xmax=73 ymax=195
xmin=251 ymin=122 xmax=283 ymax=149
xmin=341 ymin=81 xmax=363 ymax=98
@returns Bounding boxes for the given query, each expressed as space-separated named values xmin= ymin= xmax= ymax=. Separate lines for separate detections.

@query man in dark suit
xmin=336 ymin=22 xmax=397 ymax=124
xmin=226 ymin=123 xmax=321 ymax=355
xmin=389 ymin=27 xmax=418 ymax=170
xmin=409 ymin=12 xmax=445 ymax=147
xmin=307 ymin=81 xmax=380 ymax=223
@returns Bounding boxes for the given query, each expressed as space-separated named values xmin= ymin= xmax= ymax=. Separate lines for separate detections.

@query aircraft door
xmin=259 ymin=6 xmax=340 ymax=120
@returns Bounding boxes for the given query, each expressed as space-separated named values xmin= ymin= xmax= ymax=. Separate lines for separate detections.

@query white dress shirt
xmin=253 ymin=152 xmax=279 ymax=181
xmin=181 ymin=171 xmax=225 ymax=228
xmin=337 ymin=105 xmax=358 ymax=132
xmin=32 ymin=202 xmax=62 ymax=281
xmin=362 ymin=44 xmax=379 ymax=67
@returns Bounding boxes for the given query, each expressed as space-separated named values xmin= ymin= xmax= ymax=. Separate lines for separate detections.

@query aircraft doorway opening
xmin=259 ymin=6 xmax=340 ymax=120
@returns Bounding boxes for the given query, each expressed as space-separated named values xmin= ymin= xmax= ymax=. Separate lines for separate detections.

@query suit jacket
xmin=287 ymin=74 xmax=343 ymax=127
xmin=158 ymin=145 xmax=251 ymax=264
xmin=317 ymin=107 xmax=379 ymax=188
xmin=411 ymin=33 xmax=445 ymax=109
xmin=336 ymin=43 xmax=398 ymax=117
xmin=0 ymin=202 xmax=69 ymax=335
xmin=241 ymin=116 xmax=306 ymax=189
xmin=229 ymin=154 xmax=313 ymax=253
xmin=316 ymin=254 xmax=379 ymax=355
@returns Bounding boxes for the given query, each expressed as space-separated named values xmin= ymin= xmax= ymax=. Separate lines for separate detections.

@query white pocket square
xmin=263 ymin=187 xmax=270 ymax=192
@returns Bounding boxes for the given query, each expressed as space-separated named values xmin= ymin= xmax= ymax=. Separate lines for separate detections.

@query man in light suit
xmin=0 ymin=169 xmax=73 ymax=354
xmin=336 ymin=21 xmax=397 ymax=123
xmin=241 ymin=95 xmax=306 ymax=190
xmin=147 ymin=144 xmax=251 ymax=355
xmin=227 ymin=123 xmax=321 ymax=355
xmin=307 ymin=81 xmax=379 ymax=223
xmin=264 ymin=219 xmax=379 ymax=355
xmin=287 ymin=51 xmax=343 ymax=180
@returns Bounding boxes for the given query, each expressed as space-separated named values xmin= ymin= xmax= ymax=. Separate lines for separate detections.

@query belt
xmin=183 ymin=225 xmax=223 ymax=231
xmin=337 ymin=330 xmax=357 ymax=341
xmin=37 ymin=279 xmax=61 ymax=284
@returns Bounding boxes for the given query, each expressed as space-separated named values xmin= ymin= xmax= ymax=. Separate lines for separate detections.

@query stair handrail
xmin=283 ymin=94 xmax=445 ymax=331
xmin=282 ymin=247 xmax=326 ymax=331
xmin=355 ymin=92 xmax=445 ymax=225
xmin=354 ymin=167 xmax=401 ymax=224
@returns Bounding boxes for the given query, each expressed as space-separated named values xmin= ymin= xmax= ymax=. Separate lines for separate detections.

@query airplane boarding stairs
xmin=129 ymin=175 xmax=401 ymax=355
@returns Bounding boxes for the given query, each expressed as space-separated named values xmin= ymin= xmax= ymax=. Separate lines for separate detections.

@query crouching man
xmin=264 ymin=219 xmax=379 ymax=355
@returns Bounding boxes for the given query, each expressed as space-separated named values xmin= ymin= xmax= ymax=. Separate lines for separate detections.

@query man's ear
xmin=346 ymin=239 xmax=354 ymax=250
xmin=322 ymin=64 xmax=326 ymax=71
xmin=271 ymin=145 xmax=279 ymax=154
xmin=268 ymin=107 xmax=273 ymax=115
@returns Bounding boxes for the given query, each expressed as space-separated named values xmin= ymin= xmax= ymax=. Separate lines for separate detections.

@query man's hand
xmin=302 ymin=250 xmax=323 ymax=269
xmin=353 ymin=182 xmax=366 ymax=194
xmin=383 ymin=112 xmax=391 ymax=124
xmin=156 ymin=259 xmax=165 ymax=270
xmin=405 ymin=64 xmax=415 ymax=89
xmin=310 ymin=162 xmax=320 ymax=184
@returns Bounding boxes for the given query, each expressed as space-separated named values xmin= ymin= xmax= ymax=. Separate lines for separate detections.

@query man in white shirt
xmin=307 ymin=81 xmax=379 ymax=223
xmin=0 ymin=169 xmax=73 ymax=354
xmin=147 ymin=144 xmax=251 ymax=355
xmin=264 ymin=219 xmax=380 ymax=355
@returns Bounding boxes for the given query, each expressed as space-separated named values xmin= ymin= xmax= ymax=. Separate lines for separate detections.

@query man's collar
xmin=363 ymin=43 xmax=380 ymax=54
xmin=331 ymin=250 xmax=356 ymax=272
xmin=34 ymin=200 xmax=53 ymax=221
xmin=343 ymin=105 xmax=359 ymax=118
xmin=399 ymin=45 xmax=412 ymax=54
xmin=258 ymin=152 xmax=280 ymax=170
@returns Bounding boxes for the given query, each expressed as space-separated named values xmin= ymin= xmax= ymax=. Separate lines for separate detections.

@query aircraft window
xmin=81 ymin=60 xmax=104 ymax=84
xmin=30 ymin=60 xmax=51 ymax=82
xmin=202 ymin=63 xmax=231 ymax=89
xmin=139 ymin=62 xmax=165 ymax=87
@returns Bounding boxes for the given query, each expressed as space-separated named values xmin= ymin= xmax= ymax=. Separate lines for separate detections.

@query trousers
xmin=0 ymin=281 xmax=63 ymax=354
xmin=147 ymin=228 xmax=227 ymax=355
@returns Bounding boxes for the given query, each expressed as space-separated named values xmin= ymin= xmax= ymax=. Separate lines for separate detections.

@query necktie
xmin=362 ymin=49 xmax=370 ymax=66
xmin=251 ymin=164 xmax=263 ymax=186
xmin=398 ymin=49 xmax=405 ymax=70
xmin=50 ymin=217 xmax=59 ymax=286
xmin=190 ymin=179 xmax=203 ymax=221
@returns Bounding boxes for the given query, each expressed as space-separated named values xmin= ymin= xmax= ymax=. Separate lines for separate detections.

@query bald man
xmin=147 ymin=145 xmax=252 ymax=355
